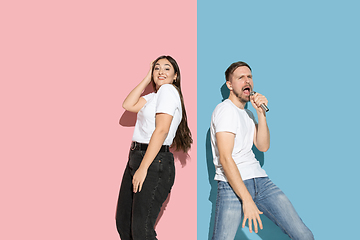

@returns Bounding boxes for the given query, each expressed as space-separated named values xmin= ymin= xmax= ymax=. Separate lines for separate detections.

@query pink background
xmin=0 ymin=1 xmax=196 ymax=239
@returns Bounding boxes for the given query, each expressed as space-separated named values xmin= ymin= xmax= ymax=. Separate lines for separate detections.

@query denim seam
xmin=144 ymin=175 xmax=161 ymax=240
xmin=211 ymin=183 xmax=221 ymax=239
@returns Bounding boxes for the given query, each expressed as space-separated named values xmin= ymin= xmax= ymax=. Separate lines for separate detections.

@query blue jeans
xmin=116 ymin=149 xmax=175 ymax=240
xmin=212 ymin=177 xmax=314 ymax=240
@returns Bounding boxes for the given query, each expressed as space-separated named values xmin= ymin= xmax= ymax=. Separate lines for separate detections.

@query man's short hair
xmin=225 ymin=61 xmax=252 ymax=81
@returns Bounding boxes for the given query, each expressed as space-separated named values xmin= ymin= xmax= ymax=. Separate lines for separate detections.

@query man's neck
xmin=228 ymin=94 xmax=247 ymax=109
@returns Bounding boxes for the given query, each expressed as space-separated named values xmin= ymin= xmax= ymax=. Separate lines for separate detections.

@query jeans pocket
xmin=218 ymin=181 xmax=231 ymax=190
xmin=128 ymin=150 xmax=145 ymax=174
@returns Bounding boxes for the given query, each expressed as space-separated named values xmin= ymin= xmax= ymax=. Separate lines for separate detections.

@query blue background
xmin=197 ymin=1 xmax=360 ymax=239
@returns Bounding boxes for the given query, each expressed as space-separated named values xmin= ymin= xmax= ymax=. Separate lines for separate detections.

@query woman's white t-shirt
xmin=132 ymin=84 xmax=182 ymax=146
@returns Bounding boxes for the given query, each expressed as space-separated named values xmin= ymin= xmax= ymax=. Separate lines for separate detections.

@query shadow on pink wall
xmin=119 ymin=85 xmax=153 ymax=127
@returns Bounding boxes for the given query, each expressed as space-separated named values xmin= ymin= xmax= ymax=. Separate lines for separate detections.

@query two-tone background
xmin=1 ymin=1 xmax=359 ymax=240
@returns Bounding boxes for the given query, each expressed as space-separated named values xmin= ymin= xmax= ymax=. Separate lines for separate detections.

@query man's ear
xmin=226 ymin=81 xmax=232 ymax=90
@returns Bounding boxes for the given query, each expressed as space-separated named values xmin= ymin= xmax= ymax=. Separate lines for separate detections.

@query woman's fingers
xmin=132 ymin=168 xmax=147 ymax=193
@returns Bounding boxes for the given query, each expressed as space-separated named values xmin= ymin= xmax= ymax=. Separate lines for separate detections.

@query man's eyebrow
xmin=237 ymin=74 xmax=252 ymax=78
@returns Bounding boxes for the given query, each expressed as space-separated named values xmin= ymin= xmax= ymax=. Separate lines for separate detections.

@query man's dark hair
xmin=225 ymin=61 xmax=252 ymax=81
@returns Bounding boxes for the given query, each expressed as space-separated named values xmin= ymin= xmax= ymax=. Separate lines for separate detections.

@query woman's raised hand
xmin=122 ymin=60 xmax=155 ymax=112
xmin=144 ymin=60 xmax=154 ymax=84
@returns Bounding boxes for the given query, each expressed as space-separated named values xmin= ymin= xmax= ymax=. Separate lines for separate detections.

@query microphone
xmin=250 ymin=91 xmax=269 ymax=112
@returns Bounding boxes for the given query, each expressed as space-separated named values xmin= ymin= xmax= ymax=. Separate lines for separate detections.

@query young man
xmin=210 ymin=61 xmax=314 ymax=240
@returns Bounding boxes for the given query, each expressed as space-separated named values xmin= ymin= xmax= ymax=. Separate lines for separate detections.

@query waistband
xmin=131 ymin=141 xmax=170 ymax=152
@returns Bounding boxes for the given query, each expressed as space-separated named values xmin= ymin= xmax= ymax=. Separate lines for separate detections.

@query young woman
xmin=116 ymin=55 xmax=192 ymax=240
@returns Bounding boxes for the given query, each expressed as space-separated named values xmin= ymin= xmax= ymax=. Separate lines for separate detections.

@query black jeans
xmin=116 ymin=149 xmax=175 ymax=240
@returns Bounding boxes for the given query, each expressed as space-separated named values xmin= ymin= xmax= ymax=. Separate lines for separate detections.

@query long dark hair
xmin=150 ymin=55 xmax=193 ymax=153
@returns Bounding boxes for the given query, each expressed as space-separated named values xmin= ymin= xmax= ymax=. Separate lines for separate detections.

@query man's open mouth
xmin=243 ymin=86 xmax=251 ymax=95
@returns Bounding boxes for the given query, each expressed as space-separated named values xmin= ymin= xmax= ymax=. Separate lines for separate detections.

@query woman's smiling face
xmin=152 ymin=58 xmax=177 ymax=90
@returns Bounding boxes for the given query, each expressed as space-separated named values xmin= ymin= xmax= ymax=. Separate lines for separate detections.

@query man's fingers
xmin=243 ymin=213 xmax=264 ymax=233
xmin=242 ymin=218 xmax=247 ymax=228
xmin=244 ymin=216 xmax=264 ymax=233
xmin=254 ymin=218 xmax=259 ymax=233
xmin=258 ymin=210 xmax=263 ymax=229
xmin=248 ymin=218 xmax=253 ymax=233
xmin=251 ymin=94 xmax=267 ymax=109
xmin=251 ymin=98 xmax=260 ymax=108
xmin=258 ymin=217 xmax=263 ymax=230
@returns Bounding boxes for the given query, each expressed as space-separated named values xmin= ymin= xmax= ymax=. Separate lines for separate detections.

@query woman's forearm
xmin=122 ymin=73 xmax=151 ymax=111
xmin=138 ymin=127 xmax=169 ymax=170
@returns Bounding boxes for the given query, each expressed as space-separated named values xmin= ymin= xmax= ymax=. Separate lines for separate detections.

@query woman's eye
xmin=154 ymin=67 xmax=159 ymax=70
xmin=165 ymin=68 xmax=170 ymax=71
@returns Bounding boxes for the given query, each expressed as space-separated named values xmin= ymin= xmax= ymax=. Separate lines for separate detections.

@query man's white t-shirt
xmin=132 ymin=84 xmax=182 ymax=146
xmin=210 ymin=99 xmax=267 ymax=181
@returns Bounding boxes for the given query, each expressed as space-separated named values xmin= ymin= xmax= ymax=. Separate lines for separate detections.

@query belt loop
xmin=131 ymin=141 xmax=136 ymax=150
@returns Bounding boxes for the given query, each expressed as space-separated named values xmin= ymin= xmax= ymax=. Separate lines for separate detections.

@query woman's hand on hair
xmin=132 ymin=167 xmax=148 ymax=193
xmin=144 ymin=61 xmax=154 ymax=84
xmin=122 ymin=60 xmax=155 ymax=112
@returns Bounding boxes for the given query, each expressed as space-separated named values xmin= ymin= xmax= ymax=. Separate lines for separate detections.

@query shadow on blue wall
xmin=205 ymin=84 xmax=290 ymax=239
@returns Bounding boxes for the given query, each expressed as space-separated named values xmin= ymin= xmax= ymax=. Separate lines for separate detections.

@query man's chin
xmin=240 ymin=96 xmax=250 ymax=103
xmin=234 ymin=92 xmax=250 ymax=102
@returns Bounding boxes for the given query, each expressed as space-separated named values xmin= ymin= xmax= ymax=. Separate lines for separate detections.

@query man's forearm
xmin=255 ymin=113 xmax=270 ymax=152
xmin=220 ymin=156 xmax=253 ymax=202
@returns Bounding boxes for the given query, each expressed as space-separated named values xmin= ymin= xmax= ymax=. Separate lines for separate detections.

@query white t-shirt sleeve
xmin=142 ymin=92 xmax=155 ymax=102
xmin=214 ymin=104 xmax=238 ymax=134
xmin=156 ymin=84 xmax=179 ymax=116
